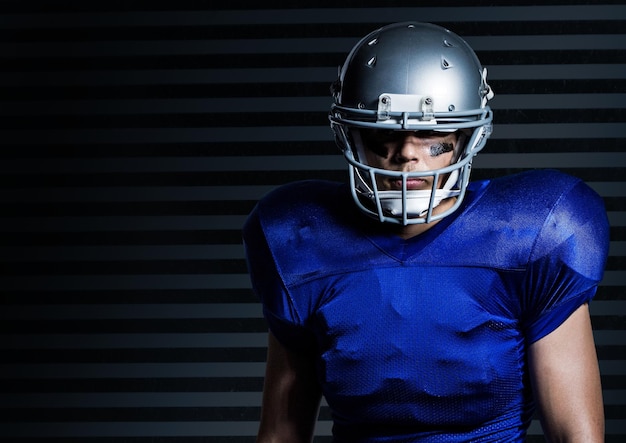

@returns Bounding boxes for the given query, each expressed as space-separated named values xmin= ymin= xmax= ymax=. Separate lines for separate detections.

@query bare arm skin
xmin=256 ymin=331 xmax=322 ymax=443
xmin=528 ymin=303 xmax=604 ymax=442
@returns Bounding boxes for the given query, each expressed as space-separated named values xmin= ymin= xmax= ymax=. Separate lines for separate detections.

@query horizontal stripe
xmin=2 ymin=301 xmax=625 ymax=322
xmin=3 ymin=94 xmax=626 ymax=116
xmin=0 ymin=217 xmax=626 ymax=245
xmin=602 ymin=271 xmax=626 ymax=287
xmin=0 ymin=259 xmax=248 ymax=275
xmin=3 ymin=81 xmax=624 ymax=103
xmin=492 ymin=93 xmax=626 ymax=110
xmin=2 ymin=153 xmax=625 ymax=173
xmin=608 ymin=213 xmax=626 ymax=227
xmin=0 ymin=244 xmax=246 ymax=261
xmin=1 ymin=271 xmax=622 ymax=291
xmin=610 ymin=241 xmax=626 ymax=256
xmin=4 ymin=50 xmax=624 ymax=73
xmin=0 ymin=182 xmax=623 ymax=203
xmin=472 ymin=152 xmax=626 ymax=168
xmin=188 ymin=6 xmax=626 ymax=24
xmin=2 ymin=391 xmax=263 ymax=408
xmin=4 ymin=347 xmax=267 ymax=364
xmin=2 ymin=123 xmax=625 ymax=144
xmin=2 ymin=390 xmax=624 ymax=409
xmin=0 ymin=213 xmax=624 ymax=236
xmin=0 ymin=201 xmax=257 ymax=217
xmin=0 ymin=6 xmax=625 ymax=28
xmin=0 ymin=362 xmax=267 ymax=378
xmin=0 ymin=240 xmax=621 ymax=263
xmin=2 ymin=110 xmax=625 ymax=130
xmin=3 ymin=18 xmax=626 ymax=43
xmin=604 ymin=390 xmax=626 ymax=405
xmin=1 ymin=318 xmax=267 ymax=334
xmin=596 ymin=331 xmax=626 ymax=346
xmin=0 ymin=186 xmax=274 ymax=202
xmin=0 ymin=376 xmax=620 ymax=397
xmin=1 ymin=361 xmax=623 ymax=380
xmin=4 ymin=419 xmax=619 ymax=437
xmin=0 ymin=170 xmax=347 ymax=188
xmin=0 ymin=420 xmax=262 ymax=437
xmin=0 ymin=202 xmax=251 ymax=218
xmin=0 ymin=140 xmax=623 ymax=158
xmin=590 ymin=301 xmax=626 ymax=316
xmin=589 ymin=183 xmax=626 ymax=197
xmin=0 ymin=215 xmax=248 ymax=231
xmin=1 ymin=301 xmax=624 ymax=320
xmin=4 ymin=34 xmax=626 ymax=58
xmin=0 ymin=304 xmax=263 ymax=319
xmin=0 ymin=274 xmax=253 ymax=291
xmin=2 ymin=419 xmax=620 ymax=437
xmin=3 ymin=330 xmax=624 ymax=349
xmin=0 ymin=406 xmax=263 ymax=423
xmin=0 ymin=376 xmax=265 ymax=393
xmin=1 ymin=332 xmax=268 ymax=349
xmin=2 ymin=65 xmax=624 ymax=86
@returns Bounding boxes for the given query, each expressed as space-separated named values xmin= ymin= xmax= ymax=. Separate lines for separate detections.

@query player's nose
xmin=393 ymin=134 xmax=422 ymax=163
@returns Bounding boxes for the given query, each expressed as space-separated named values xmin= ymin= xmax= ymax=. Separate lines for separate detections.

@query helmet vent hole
xmin=443 ymin=39 xmax=454 ymax=47
xmin=441 ymin=57 xmax=452 ymax=69
xmin=368 ymin=37 xmax=378 ymax=46
xmin=367 ymin=56 xmax=377 ymax=68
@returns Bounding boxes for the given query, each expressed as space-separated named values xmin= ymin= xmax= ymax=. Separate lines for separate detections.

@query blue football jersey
xmin=243 ymin=170 xmax=610 ymax=442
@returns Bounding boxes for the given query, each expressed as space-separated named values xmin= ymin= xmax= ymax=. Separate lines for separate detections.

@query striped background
xmin=1 ymin=1 xmax=624 ymax=441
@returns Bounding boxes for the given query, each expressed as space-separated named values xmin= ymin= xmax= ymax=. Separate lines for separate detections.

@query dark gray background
xmin=1 ymin=1 xmax=624 ymax=441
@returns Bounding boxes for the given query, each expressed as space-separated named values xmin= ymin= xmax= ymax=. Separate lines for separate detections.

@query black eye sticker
xmin=430 ymin=142 xmax=454 ymax=157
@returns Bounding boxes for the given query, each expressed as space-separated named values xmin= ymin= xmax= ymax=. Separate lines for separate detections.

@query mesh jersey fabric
xmin=243 ymin=169 xmax=610 ymax=442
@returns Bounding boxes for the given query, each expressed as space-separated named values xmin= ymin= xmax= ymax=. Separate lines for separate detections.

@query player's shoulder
xmin=243 ymin=179 xmax=353 ymax=240
xmin=485 ymin=168 xmax=581 ymax=195
xmin=473 ymin=169 xmax=602 ymax=216
xmin=442 ymin=169 xmax=608 ymax=268
xmin=243 ymin=180 xmax=374 ymax=286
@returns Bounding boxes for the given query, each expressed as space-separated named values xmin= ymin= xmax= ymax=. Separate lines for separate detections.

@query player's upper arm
xmin=528 ymin=303 xmax=604 ymax=442
xmin=257 ymin=331 xmax=322 ymax=443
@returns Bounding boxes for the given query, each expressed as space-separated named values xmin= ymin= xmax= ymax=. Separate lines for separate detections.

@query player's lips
xmin=390 ymin=178 xmax=429 ymax=190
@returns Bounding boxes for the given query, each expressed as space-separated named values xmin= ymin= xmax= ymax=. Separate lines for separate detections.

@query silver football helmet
xmin=329 ymin=22 xmax=494 ymax=225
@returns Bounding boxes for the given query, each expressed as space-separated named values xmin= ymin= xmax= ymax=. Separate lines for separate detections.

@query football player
xmin=244 ymin=22 xmax=609 ymax=442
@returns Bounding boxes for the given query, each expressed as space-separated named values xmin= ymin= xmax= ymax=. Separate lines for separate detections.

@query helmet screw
xmin=424 ymin=97 xmax=433 ymax=105
xmin=357 ymin=102 xmax=366 ymax=109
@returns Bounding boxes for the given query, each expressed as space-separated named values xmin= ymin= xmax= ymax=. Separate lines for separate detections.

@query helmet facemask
xmin=351 ymin=128 xmax=464 ymax=222
xmin=333 ymin=115 xmax=491 ymax=225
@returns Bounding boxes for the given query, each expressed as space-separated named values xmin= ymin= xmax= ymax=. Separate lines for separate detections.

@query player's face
xmin=359 ymin=129 xmax=459 ymax=191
